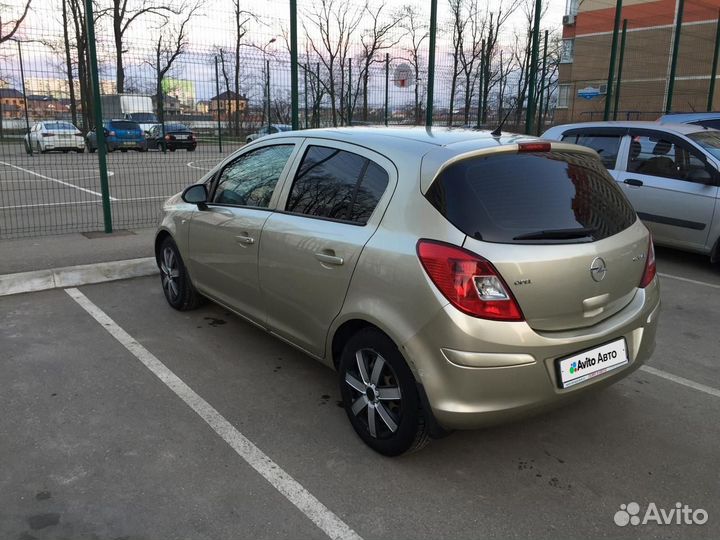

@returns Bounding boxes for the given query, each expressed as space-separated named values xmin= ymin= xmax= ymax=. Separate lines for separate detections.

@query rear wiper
xmin=513 ymin=227 xmax=597 ymax=241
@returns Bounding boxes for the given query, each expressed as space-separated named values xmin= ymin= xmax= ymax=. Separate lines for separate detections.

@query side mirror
xmin=181 ymin=184 xmax=209 ymax=209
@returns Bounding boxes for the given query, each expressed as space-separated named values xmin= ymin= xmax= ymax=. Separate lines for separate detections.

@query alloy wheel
xmin=160 ymin=246 xmax=180 ymax=301
xmin=344 ymin=348 xmax=402 ymax=439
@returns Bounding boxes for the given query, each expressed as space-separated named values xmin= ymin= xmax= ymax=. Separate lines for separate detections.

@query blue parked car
xmin=87 ymin=119 xmax=147 ymax=153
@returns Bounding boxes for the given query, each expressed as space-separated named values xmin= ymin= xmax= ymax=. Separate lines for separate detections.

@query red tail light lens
xmin=416 ymin=239 xmax=524 ymax=321
xmin=165 ymin=134 xmax=175 ymax=140
xmin=639 ymin=236 xmax=656 ymax=288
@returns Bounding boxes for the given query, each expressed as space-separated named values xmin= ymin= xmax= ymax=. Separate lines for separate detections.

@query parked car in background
xmin=24 ymin=121 xmax=85 ymax=154
xmin=146 ymin=123 xmax=197 ymax=152
xmin=155 ymin=127 xmax=659 ymax=455
xmin=543 ymin=121 xmax=720 ymax=262
xmin=86 ymin=120 xmax=147 ymax=153
xmin=656 ymin=112 xmax=720 ymax=130
xmin=246 ymin=124 xmax=292 ymax=144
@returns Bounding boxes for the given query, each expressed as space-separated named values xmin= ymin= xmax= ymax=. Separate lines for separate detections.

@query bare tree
xmin=147 ymin=2 xmax=201 ymax=126
xmin=447 ymin=0 xmax=468 ymax=126
xmin=303 ymin=0 xmax=364 ymax=126
xmin=0 ymin=0 xmax=32 ymax=44
xmin=98 ymin=0 xmax=182 ymax=93
xmin=399 ymin=5 xmax=428 ymax=125
xmin=356 ymin=4 xmax=402 ymax=121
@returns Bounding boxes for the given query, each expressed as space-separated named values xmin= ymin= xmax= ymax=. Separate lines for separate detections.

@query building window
xmin=561 ymin=39 xmax=574 ymax=63
xmin=558 ymin=85 xmax=571 ymax=109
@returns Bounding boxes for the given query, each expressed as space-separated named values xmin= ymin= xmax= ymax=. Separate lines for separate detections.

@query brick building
xmin=557 ymin=0 xmax=720 ymax=122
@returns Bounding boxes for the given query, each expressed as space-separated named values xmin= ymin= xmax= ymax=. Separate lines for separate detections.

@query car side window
xmin=285 ymin=145 xmax=389 ymax=225
xmin=627 ymin=135 xmax=711 ymax=183
xmin=561 ymin=133 xmax=621 ymax=169
xmin=691 ymin=119 xmax=720 ymax=130
xmin=212 ymin=144 xmax=294 ymax=208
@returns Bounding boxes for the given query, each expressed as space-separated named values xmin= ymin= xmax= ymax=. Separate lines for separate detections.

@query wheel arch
xmin=154 ymin=229 xmax=173 ymax=267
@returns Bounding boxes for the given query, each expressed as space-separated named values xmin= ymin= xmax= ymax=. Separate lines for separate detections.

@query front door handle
xmin=624 ymin=178 xmax=644 ymax=187
xmin=235 ymin=235 xmax=255 ymax=245
xmin=314 ymin=252 xmax=344 ymax=266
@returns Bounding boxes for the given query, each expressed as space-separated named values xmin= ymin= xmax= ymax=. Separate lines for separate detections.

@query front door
xmin=187 ymin=143 xmax=297 ymax=324
xmin=617 ymin=131 xmax=718 ymax=250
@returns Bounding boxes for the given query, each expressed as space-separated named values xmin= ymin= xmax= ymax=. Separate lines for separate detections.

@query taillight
xmin=518 ymin=142 xmax=551 ymax=152
xmin=416 ymin=239 xmax=524 ymax=321
xmin=108 ymin=130 xmax=116 ymax=136
xmin=639 ymin=236 xmax=656 ymax=288
xmin=165 ymin=134 xmax=175 ymax=140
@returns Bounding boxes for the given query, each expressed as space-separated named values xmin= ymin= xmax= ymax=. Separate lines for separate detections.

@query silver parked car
xmin=543 ymin=121 xmax=720 ymax=262
xmin=246 ymin=124 xmax=292 ymax=144
xmin=155 ymin=128 xmax=660 ymax=455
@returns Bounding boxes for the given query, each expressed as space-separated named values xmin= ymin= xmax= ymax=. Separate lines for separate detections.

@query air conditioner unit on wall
xmin=563 ymin=14 xmax=576 ymax=26
xmin=599 ymin=84 xmax=608 ymax=95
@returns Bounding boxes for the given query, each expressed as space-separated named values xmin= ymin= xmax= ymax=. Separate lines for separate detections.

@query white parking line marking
xmin=640 ymin=366 xmax=720 ymax=398
xmin=187 ymin=159 xmax=218 ymax=171
xmin=0 ymin=193 xmax=171 ymax=210
xmin=658 ymin=272 xmax=720 ymax=290
xmin=0 ymin=161 xmax=117 ymax=200
xmin=64 ymin=287 xmax=363 ymax=540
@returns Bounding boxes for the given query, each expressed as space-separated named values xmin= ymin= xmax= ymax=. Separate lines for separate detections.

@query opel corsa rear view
xmin=155 ymin=128 xmax=660 ymax=456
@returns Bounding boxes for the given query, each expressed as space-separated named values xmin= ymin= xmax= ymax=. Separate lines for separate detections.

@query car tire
xmin=120 ymin=149 xmax=128 ymax=153
xmin=89 ymin=146 xmax=96 ymax=153
xmin=169 ymin=147 xmax=176 ymax=152
xmin=339 ymin=328 xmax=430 ymax=456
xmin=187 ymin=147 xmax=195 ymax=152
xmin=36 ymin=141 xmax=44 ymax=154
xmin=159 ymin=237 xmax=203 ymax=311
xmin=76 ymin=148 xmax=85 ymax=153
xmin=24 ymin=139 xmax=31 ymax=154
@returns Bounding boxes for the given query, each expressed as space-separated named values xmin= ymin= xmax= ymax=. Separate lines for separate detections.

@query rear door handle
xmin=314 ymin=252 xmax=344 ymax=266
xmin=235 ymin=235 xmax=255 ymax=245
xmin=624 ymin=179 xmax=644 ymax=187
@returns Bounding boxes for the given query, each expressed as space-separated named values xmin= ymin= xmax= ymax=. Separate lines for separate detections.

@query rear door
xmin=617 ymin=129 xmax=719 ymax=249
xmin=259 ymin=141 xmax=394 ymax=356
xmin=186 ymin=142 xmax=299 ymax=324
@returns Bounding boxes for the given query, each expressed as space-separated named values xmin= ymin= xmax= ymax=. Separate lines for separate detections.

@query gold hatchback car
xmin=155 ymin=128 xmax=660 ymax=456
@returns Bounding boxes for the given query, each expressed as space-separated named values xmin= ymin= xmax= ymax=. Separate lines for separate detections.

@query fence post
xmin=266 ymin=59 xmax=271 ymax=126
xmin=426 ymin=0 xmax=438 ymax=127
xmin=159 ymin=92 xmax=166 ymax=153
xmin=348 ymin=58 xmax=353 ymax=125
xmin=613 ymin=19 xmax=628 ymax=120
xmin=537 ymin=30 xmax=548 ymax=135
xmin=524 ymin=0 xmax=542 ymax=134
xmin=476 ymin=39 xmax=485 ymax=129
xmin=666 ymin=0 xmax=685 ymax=113
xmin=84 ymin=0 xmax=112 ymax=233
xmin=708 ymin=10 xmax=720 ymax=111
xmin=304 ymin=64 xmax=309 ymax=129
xmin=604 ymin=0 xmax=623 ymax=121
xmin=17 ymin=41 xmax=32 ymax=156
xmin=315 ymin=63 xmax=320 ymax=127
xmin=215 ymin=56 xmax=222 ymax=153
xmin=290 ymin=0 xmax=299 ymax=130
xmin=385 ymin=53 xmax=390 ymax=126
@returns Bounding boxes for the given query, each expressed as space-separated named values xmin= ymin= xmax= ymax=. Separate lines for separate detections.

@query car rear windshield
xmin=425 ymin=151 xmax=637 ymax=244
xmin=45 ymin=121 xmax=76 ymax=131
xmin=110 ymin=121 xmax=140 ymax=130
xmin=165 ymin=124 xmax=189 ymax=132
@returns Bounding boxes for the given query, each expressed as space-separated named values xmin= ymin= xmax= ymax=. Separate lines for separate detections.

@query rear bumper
xmin=402 ymin=278 xmax=660 ymax=431
xmin=108 ymin=140 xmax=146 ymax=151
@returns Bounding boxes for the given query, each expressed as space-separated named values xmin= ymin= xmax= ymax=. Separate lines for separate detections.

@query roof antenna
xmin=491 ymin=108 xmax=514 ymax=137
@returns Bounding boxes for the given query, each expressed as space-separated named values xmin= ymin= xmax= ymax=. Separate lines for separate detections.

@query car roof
xmin=263 ymin=126 xmax=541 ymax=152
xmin=544 ymin=120 xmax=710 ymax=136
xmin=657 ymin=112 xmax=720 ymax=123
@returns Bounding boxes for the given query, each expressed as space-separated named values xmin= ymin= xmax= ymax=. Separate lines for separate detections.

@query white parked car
xmin=24 ymin=121 xmax=85 ymax=154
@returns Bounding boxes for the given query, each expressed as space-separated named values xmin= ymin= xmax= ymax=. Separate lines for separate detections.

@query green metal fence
xmin=8 ymin=0 xmax=688 ymax=239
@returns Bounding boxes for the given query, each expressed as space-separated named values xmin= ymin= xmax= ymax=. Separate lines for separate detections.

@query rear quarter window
xmin=426 ymin=151 xmax=637 ymax=244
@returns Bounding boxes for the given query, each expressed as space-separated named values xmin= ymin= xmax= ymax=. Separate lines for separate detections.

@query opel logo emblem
xmin=590 ymin=257 xmax=607 ymax=282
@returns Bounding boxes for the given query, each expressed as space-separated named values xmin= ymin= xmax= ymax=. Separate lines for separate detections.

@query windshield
xmin=128 ymin=113 xmax=158 ymax=123
xmin=687 ymin=130 xmax=720 ymax=160
xmin=45 ymin=121 xmax=76 ymax=131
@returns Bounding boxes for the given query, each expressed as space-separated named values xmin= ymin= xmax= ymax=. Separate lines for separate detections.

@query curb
xmin=0 ymin=257 xmax=158 ymax=297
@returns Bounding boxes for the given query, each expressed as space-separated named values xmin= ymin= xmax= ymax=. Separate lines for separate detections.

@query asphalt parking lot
xmin=1 ymin=248 xmax=718 ymax=539
xmin=0 ymin=142 xmax=239 ymax=238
